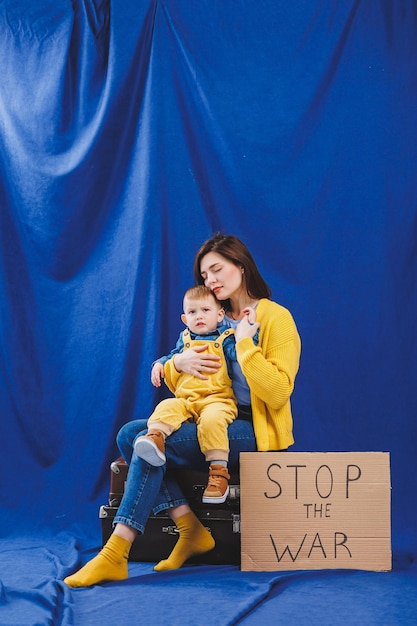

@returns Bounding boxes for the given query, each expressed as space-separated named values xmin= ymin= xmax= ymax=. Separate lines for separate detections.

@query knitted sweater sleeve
xmin=235 ymin=301 xmax=301 ymax=410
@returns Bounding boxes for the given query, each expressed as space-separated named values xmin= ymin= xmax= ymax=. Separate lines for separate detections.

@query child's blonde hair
xmin=183 ymin=285 xmax=221 ymax=306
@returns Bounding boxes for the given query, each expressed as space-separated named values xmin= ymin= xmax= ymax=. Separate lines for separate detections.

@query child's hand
xmin=151 ymin=362 xmax=165 ymax=387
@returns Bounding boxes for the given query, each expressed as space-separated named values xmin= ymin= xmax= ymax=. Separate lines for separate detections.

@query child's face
xmin=181 ymin=296 xmax=224 ymax=334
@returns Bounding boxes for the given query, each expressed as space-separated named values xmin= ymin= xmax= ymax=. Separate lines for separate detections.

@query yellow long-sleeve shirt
xmin=163 ymin=298 xmax=301 ymax=452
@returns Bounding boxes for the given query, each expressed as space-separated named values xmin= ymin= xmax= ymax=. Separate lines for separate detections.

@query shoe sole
xmin=202 ymin=486 xmax=230 ymax=505
xmin=134 ymin=438 xmax=166 ymax=466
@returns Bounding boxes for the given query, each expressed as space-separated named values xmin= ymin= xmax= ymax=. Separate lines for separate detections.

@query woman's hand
xmin=234 ymin=307 xmax=260 ymax=343
xmin=151 ymin=362 xmax=165 ymax=387
xmin=173 ymin=344 xmax=221 ymax=380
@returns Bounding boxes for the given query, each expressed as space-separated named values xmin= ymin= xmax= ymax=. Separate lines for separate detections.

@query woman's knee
xmin=116 ymin=419 xmax=148 ymax=458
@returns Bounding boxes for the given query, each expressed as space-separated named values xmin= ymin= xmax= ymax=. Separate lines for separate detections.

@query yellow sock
xmin=154 ymin=511 xmax=215 ymax=571
xmin=64 ymin=534 xmax=131 ymax=588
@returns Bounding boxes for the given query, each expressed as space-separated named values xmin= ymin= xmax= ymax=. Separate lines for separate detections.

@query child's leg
xmin=196 ymin=401 xmax=236 ymax=460
xmin=134 ymin=398 xmax=189 ymax=466
xmin=196 ymin=402 xmax=236 ymax=504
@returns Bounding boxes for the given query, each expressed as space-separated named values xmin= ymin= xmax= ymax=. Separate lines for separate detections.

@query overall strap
xmin=181 ymin=327 xmax=234 ymax=350
xmin=214 ymin=327 xmax=235 ymax=347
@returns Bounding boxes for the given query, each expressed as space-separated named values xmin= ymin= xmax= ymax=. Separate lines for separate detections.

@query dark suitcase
xmin=100 ymin=505 xmax=241 ymax=564
xmin=104 ymin=457 xmax=241 ymax=564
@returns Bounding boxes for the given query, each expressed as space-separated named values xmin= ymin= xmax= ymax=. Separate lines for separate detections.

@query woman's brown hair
xmin=193 ymin=233 xmax=272 ymax=302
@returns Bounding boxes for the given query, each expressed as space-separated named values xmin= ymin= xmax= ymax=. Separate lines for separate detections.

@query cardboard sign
xmin=240 ymin=452 xmax=391 ymax=572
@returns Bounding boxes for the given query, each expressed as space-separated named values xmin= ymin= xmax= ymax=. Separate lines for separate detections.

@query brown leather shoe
xmin=134 ymin=429 xmax=166 ymax=466
xmin=202 ymin=464 xmax=230 ymax=504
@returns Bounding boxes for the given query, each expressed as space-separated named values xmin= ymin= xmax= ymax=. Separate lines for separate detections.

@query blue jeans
xmin=114 ymin=415 xmax=256 ymax=533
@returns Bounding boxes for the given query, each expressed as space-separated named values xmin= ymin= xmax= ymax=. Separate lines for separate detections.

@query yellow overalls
xmin=148 ymin=328 xmax=237 ymax=461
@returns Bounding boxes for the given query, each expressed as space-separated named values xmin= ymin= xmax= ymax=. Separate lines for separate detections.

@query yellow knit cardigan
xmin=236 ymin=298 xmax=301 ymax=451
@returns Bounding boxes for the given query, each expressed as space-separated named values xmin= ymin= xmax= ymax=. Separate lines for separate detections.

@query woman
xmin=64 ymin=233 xmax=301 ymax=587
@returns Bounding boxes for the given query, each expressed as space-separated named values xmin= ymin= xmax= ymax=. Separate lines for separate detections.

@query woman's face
xmin=199 ymin=251 xmax=244 ymax=301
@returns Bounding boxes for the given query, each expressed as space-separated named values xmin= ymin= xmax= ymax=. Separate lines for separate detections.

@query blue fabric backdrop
xmin=1 ymin=1 xmax=416 ymax=624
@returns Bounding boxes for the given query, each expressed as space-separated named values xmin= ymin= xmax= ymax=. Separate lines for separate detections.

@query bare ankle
xmin=113 ymin=524 xmax=137 ymax=544
xmin=168 ymin=504 xmax=193 ymax=522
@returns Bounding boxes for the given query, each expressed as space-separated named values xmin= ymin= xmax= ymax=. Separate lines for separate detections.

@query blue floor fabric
xmin=1 ymin=534 xmax=416 ymax=626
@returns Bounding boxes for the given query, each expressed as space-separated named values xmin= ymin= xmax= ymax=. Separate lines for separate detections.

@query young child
xmin=134 ymin=285 xmax=258 ymax=504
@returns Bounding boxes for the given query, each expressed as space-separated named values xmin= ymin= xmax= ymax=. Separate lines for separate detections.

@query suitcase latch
xmin=232 ymin=514 xmax=240 ymax=533
xmin=162 ymin=525 xmax=179 ymax=536
xmin=162 ymin=525 xmax=212 ymax=536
